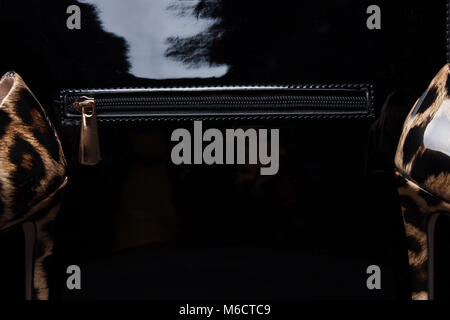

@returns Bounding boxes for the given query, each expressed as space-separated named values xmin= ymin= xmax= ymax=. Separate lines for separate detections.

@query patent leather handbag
xmin=0 ymin=0 xmax=448 ymax=299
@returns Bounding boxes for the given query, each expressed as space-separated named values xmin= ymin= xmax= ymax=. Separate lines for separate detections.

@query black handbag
xmin=0 ymin=0 xmax=448 ymax=300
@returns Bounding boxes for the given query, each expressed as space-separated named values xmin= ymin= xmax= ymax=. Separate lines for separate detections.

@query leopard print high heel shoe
xmin=395 ymin=64 xmax=450 ymax=300
xmin=0 ymin=71 xmax=68 ymax=300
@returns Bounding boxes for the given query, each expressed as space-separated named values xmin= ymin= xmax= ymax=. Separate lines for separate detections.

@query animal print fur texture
xmin=396 ymin=172 xmax=450 ymax=300
xmin=395 ymin=64 xmax=450 ymax=300
xmin=395 ymin=64 xmax=449 ymax=203
xmin=0 ymin=71 xmax=67 ymax=299
xmin=29 ymin=182 xmax=66 ymax=299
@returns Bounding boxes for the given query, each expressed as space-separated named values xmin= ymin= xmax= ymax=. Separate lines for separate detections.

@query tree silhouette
xmin=165 ymin=0 xmax=445 ymax=97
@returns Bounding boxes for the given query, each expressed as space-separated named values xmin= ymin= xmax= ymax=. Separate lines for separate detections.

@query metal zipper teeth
xmin=95 ymin=96 xmax=366 ymax=108
xmin=66 ymin=95 xmax=369 ymax=114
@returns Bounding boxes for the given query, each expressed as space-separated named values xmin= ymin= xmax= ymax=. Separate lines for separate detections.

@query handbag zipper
xmin=72 ymin=96 xmax=102 ymax=165
xmin=64 ymin=85 xmax=374 ymax=165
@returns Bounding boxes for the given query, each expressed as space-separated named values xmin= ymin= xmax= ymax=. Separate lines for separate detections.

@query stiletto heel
xmin=20 ymin=177 xmax=68 ymax=300
xmin=395 ymin=64 xmax=450 ymax=300
xmin=22 ymin=221 xmax=36 ymax=300
xmin=28 ymin=179 xmax=67 ymax=300
xmin=396 ymin=174 xmax=450 ymax=299
xmin=427 ymin=212 xmax=440 ymax=300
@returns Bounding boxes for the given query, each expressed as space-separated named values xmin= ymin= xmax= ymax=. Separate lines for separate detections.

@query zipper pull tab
xmin=73 ymin=96 xmax=102 ymax=165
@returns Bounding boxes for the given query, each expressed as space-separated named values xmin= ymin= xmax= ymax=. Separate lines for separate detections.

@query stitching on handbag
xmin=58 ymin=83 xmax=375 ymax=125
xmin=59 ymin=83 xmax=372 ymax=92
xmin=60 ymin=113 xmax=374 ymax=127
